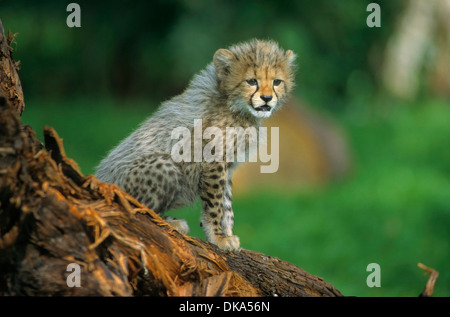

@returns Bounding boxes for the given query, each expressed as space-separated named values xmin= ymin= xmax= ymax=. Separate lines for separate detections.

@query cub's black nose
xmin=260 ymin=95 xmax=272 ymax=103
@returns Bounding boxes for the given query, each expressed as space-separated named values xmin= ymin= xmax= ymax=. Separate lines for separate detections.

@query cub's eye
xmin=246 ymin=78 xmax=258 ymax=86
xmin=273 ymin=79 xmax=282 ymax=86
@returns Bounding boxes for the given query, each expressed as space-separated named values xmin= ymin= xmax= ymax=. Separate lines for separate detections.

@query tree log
xmin=0 ymin=18 xmax=343 ymax=297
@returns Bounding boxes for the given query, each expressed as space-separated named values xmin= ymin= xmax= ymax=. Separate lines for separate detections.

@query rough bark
xmin=0 ymin=19 xmax=24 ymax=115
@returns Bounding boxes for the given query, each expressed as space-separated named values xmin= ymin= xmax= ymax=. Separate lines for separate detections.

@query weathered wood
xmin=0 ymin=19 xmax=24 ymax=115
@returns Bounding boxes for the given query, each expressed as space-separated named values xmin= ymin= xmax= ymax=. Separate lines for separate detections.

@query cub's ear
xmin=285 ymin=49 xmax=296 ymax=67
xmin=213 ymin=49 xmax=235 ymax=79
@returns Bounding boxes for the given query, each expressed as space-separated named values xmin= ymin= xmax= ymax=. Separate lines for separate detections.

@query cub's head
xmin=213 ymin=39 xmax=296 ymax=119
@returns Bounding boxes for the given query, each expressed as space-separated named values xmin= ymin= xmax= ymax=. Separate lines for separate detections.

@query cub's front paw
xmin=210 ymin=235 xmax=240 ymax=252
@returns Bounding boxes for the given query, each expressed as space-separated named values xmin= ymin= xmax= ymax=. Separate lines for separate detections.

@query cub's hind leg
xmin=120 ymin=154 xmax=190 ymax=234
xmin=163 ymin=216 xmax=190 ymax=235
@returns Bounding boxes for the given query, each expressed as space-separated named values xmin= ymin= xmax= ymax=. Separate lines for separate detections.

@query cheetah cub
xmin=96 ymin=39 xmax=296 ymax=251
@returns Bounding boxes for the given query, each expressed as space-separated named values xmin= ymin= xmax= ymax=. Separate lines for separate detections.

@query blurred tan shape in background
xmin=233 ymin=97 xmax=352 ymax=196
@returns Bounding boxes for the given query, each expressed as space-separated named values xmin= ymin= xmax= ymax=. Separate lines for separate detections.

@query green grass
xmin=21 ymin=96 xmax=449 ymax=297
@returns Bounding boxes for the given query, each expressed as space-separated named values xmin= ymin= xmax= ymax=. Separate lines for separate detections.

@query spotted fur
xmin=95 ymin=39 xmax=296 ymax=251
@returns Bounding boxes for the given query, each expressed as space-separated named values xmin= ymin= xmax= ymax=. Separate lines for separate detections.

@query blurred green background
xmin=2 ymin=0 xmax=449 ymax=296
